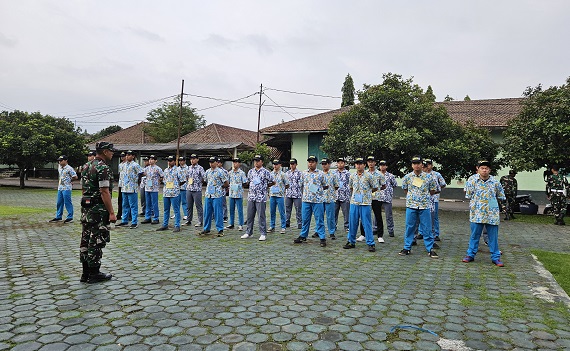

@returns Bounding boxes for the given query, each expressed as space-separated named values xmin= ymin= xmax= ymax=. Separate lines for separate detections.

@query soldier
xmin=185 ymin=154 xmax=206 ymax=227
xmin=117 ymin=151 xmax=127 ymax=221
xmin=241 ymin=155 xmax=275 ymax=241
xmin=141 ymin=155 xmax=163 ymax=224
xmin=334 ymin=157 xmax=351 ymax=233
xmin=269 ymin=159 xmax=289 ymax=234
xmin=226 ymin=157 xmax=248 ymax=231
xmin=139 ymin=157 xmax=149 ymax=216
xmin=285 ymin=158 xmax=303 ymax=229
xmin=116 ymin=150 xmax=144 ymax=229
xmin=462 ymin=160 xmax=506 ymax=267
xmin=49 ymin=155 xmax=78 ymax=223
xmin=500 ymin=169 xmax=518 ymax=220
xmin=199 ymin=157 xmax=229 ymax=236
xmin=320 ymin=158 xmax=339 ymax=240
xmin=79 ymin=141 xmax=116 ymax=283
xmin=342 ymin=157 xmax=379 ymax=252
xmin=378 ymin=160 xmax=398 ymax=237
xmin=546 ymin=165 xmax=570 ymax=225
xmin=294 ymin=155 xmax=329 ymax=247
xmin=157 ymin=156 xmax=185 ymax=232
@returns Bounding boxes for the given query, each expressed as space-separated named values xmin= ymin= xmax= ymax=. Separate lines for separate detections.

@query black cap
xmin=167 ymin=156 xmax=176 ymax=161
xmin=478 ymin=160 xmax=490 ymax=167
xmin=149 ymin=155 xmax=157 ymax=160
xmin=120 ymin=152 xmax=126 ymax=157
xmin=411 ymin=156 xmax=422 ymax=164
xmin=57 ymin=155 xmax=68 ymax=161
xmin=86 ymin=151 xmax=96 ymax=157
xmin=190 ymin=154 xmax=198 ymax=159
xmin=367 ymin=156 xmax=376 ymax=162
xmin=126 ymin=150 xmax=135 ymax=155
xmin=143 ymin=156 xmax=149 ymax=161
xmin=272 ymin=159 xmax=281 ymax=165
xmin=209 ymin=156 xmax=218 ymax=163
xmin=378 ymin=160 xmax=387 ymax=165
xmin=354 ymin=157 xmax=365 ymax=164
xmin=253 ymin=155 xmax=263 ymax=161
xmin=289 ymin=158 xmax=297 ymax=164
xmin=320 ymin=158 xmax=331 ymax=164
xmin=307 ymin=155 xmax=318 ymax=162
xmin=337 ymin=157 xmax=346 ymax=162
xmin=233 ymin=157 xmax=241 ymax=163
xmin=509 ymin=169 xmax=517 ymax=175
xmin=552 ymin=164 xmax=560 ymax=171
xmin=423 ymin=159 xmax=433 ymax=165
xmin=179 ymin=156 xmax=185 ymax=161
xmin=95 ymin=142 xmax=117 ymax=152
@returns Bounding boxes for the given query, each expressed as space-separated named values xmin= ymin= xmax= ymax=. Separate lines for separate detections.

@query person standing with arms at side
xmin=157 ymin=156 xmax=185 ymax=233
xmin=269 ymin=159 xmax=289 ymax=234
xmin=398 ymin=156 xmax=439 ymax=258
xmin=199 ymin=157 xmax=229 ymax=236
xmin=139 ymin=157 xmax=149 ymax=216
xmin=141 ymin=155 xmax=163 ymax=225
xmin=424 ymin=159 xmax=446 ymax=241
xmin=462 ymin=160 xmax=506 ymax=266
xmin=499 ymin=169 xmax=518 ymax=221
xmin=378 ymin=160 xmax=398 ymax=237
xmin=117 ymin=152 xmax=127 ymax=222
xmin=116 ymin=151 xmax=144 ymax=229
xmin=49 ymin=155 xmax=78 ymax=223
xmin=294 ymin=155 xmax=329 ymax=247
xmin=546 ymin=165 xmax=570 ymax=225
xmin=241 ymin=155 xmax=275 ymax=241
xmin=217 ymin=159 xmax=229 ymax=223
xmin=79 ymin=142 xmax=116 ymax=283
xmin=357 ymin=156 xmax=386 ymax=243
xmin=285 ymin=158 xmax=303 ymax=229
xmin=185 ymin=154 xmax=206 ymax=227
xmin=226 ymin=157 xmax=248 ymax=231
xmin=334 ymin=157 xmax=351 ymax=233
xmin=320 ymin=158 xmax=339 ymax=240
xmin=176 ymin=156 xmax=189 ymax=221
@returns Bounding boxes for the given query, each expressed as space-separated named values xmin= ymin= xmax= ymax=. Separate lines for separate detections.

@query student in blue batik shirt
xmin=333 ymin=157 xmax=351 ymax=233
xmin=424 ymin=159 xmax=446 ymax=241
xmin=116 ymin=151 xmax=144 ymax=229
xmin=294 ymin=155 xmax=329 ymax=247
xmin=285 ymin=158 xmax=303 ymax=229
xmin=141 ymin=155 xmax=164 ymax=225
xmin=357 ymin=156 xmax=386 ymax=243
xmin=318 ymin=158 xmax=339 ymax=240
xmin=399 ymin=156 xmax=439 ymax=258
xmin=269 ymin=159 xmax=290 ymax=234
xmin=185 ymin=154 xmax=206 ymax=227
xmin=199 ymin=157 xmax=229 ymax=236
xmin=156 ymin=156 xmax=186 ymax=233
xmin=378 ymin=160 xmax=398 ymax=237
xmin=226 ymin=157 xmax=248 ymax=231
xmin=241 ymin=155 xmax=275 ymax=241
xmin=462 ymin=160 xmax=506 ymax=267
xmin=343 ymin=158 xmax=378 ymax=252
xmin=176 ymin=156 xmax=189 ymax=221
xmin=49 ymin=155 xmax=78 ymax=223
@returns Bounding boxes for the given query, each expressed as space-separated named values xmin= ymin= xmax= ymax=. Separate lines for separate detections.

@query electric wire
xmin=262 ymin=92 xmax=297 ymax=120
xmin=58 ymin=95 xmax=177 ymax=119
xmin=264 ymin=87 xmax=341 ymax=99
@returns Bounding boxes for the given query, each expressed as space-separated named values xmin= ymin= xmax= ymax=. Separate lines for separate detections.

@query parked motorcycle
xmin=512 ymin=194 xmax=539 ymax=214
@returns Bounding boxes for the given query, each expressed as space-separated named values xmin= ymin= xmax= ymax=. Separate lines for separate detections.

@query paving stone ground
xmin=1 ymin=186 xmax=570 ymax=350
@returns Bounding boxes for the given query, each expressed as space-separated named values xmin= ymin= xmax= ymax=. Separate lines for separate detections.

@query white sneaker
xmin=280 ymin=228 xmax=286 ymax=234
xmin=356 ymin=235 xmax=365 ymax=242
xmin=259 ymin=235 xmax=266 ymax=241
xmin=378 ymin=237 xmax=385 ymax=243
xmin=183 ymin=216 xmax=188 ymax=220
xmin=238 ymin=226 xmax=243 ymax=231
xmin=240 ymin=233 xmax=251 ymax=239
xmin=194 ymin=223 xmax=202 ymax=227
xmin=170 ymin=214 xmax=175 ymax=219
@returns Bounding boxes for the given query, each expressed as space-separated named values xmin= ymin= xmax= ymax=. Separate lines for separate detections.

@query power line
xmin=262 ymin=92 xmax=297 ymax=120
xmin=0 ymin=101 xmax=16 ymax=110
xmin=264 ymin=87 xmax=341 ymax=99
xmin=194 ymin=92 xmax=260 ymax=112
xmin=59 ymin=95 xmax=177 ymax=119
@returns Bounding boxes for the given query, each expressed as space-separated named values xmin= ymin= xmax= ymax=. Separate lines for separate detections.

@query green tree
xmin=0 ymin=110 xmax=87 ymax=188
xmin=464 ymin=95 xmax=471 ymax=101
xmin=322 ymin=73 xmax=501 ymax=180
xmin=425 ymin=85 xmax=436 ymax=102
xmin=502 ymin=77 xmax=570 ymax=171
xmin=144 ymin=96 xmax=206 ymax=142
xmin=341 ymin=73 xmax=355 ymax=107
xmin=238 ymin=143 xmax=272 ymax=167
xmin=89 ymin=125 xmax=122 ymax=142
xmin=444 ymin=94 xmax=455 ymax=102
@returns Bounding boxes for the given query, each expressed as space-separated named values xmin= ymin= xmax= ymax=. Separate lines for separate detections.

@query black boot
xmin=80 ymin=262 xmax=89 ymax=283
xmin=560 ymin=217 xmax=566 ymax=225
xmin=504 ymin=213 xmax=510 ymax=221
xmin=510 ymin=213 xmax=516 ymax=219
xmin=87 ymin=265 xmax=112 ymax=284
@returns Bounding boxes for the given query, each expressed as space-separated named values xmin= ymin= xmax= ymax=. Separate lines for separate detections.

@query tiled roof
xmin=92 ymin=122 xmax=156 ymax=144
xmin=260 ymin=106 xmax=353 ymax=133
xmin=176 ymin=123 xmax=262 ymax=147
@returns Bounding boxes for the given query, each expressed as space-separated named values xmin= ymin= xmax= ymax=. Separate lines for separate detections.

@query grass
xmin=531 ymin=249 xmax=570 ymax=295
xmin=512 ymin=214 xmax=556 ymax=225
xmin=0 ymin=205 xmax=52 ymax=216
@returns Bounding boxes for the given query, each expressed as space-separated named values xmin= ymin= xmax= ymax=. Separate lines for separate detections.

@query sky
xmin=1 ymin=0 xmax=569 ymax=134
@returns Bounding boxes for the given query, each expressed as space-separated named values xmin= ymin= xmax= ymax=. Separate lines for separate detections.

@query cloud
xmin=245 ymin=34 xmax=273 ymax=55
xmin=0 ymin=33 xmax=17 ymax=48
xmin=204 ymin=34 xmax=235 ymax=49
xmin=126 ymin=27 xmax=165 ymax=43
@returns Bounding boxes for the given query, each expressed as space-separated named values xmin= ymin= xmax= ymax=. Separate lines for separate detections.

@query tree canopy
xmin=144 ymin=96 xmax=206 ymax=142
xmin=0 ymin=110 xmax=87 ymax=188
xmin=322 ymin=73 xmax=501 ymax=180
xmin=502 ymin=77 xmax=570 ymax=171
xmin=341 ymin=73 xmax=355 ymax=107
xmin=89 ymin=125 xmax=122 ymax=142
xmin=238 ymin=143 xmax=272 ymax=167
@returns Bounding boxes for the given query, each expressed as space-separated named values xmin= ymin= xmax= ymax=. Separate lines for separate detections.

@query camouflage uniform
xmin=546 ymin=173 xmax=569 ymax=224
xmin=80 ymin=157 xmax=113 ymax=269
xmin=499 ymin=174 xmax=517 ymax=220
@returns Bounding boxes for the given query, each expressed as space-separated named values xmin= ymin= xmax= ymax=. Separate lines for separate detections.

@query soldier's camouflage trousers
xmin=501 ymin=195 xmax=516 ymax=215
xmin=550 ymin=193 xmax=567 ymax=219
xmin=80 ymin=206 xmax=110 ymax=267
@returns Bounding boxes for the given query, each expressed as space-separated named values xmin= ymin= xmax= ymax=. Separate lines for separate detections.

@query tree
xmin=322 ymin=73 xmax=501 ymax=180
xmin=464 ymin=95 xmax=471 ymax=101
xmin=425 ymin=85 xmax=436 ymax=102
xmin=502 ymin=77 xmax=570 ymax=171
xmin=89 ymin=125 xmax=122 ymax=142
xmin=341 ymin=73 xmax=355 ymax=107
xmin=144 ymin=96 xmax=206 ymax=142
xmin=238 ymin=143 xmax=272 ymax=167
xmin=444 ymin=95 xmax=455 ymax=101
xmin=0 ymin=110 xmax=87 ymax=188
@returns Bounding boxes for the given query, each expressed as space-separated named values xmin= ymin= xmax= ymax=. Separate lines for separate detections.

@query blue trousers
xmin=404 ymin=208 xmax=433 ymax=252
xmin=163 ymin=196 xmax=181 ymax=228
xmin=179 ymin=190 xmax=188 ymax=217
xmin=323 ymin=202 xmax=336 ymax=235
xmin=300 ymin=202 xmax=325 ymax=239
xmin=229 ymin=197 xmax=244 ymax=226
xmin=121 ymin=192 xmax=139 ymax=225
xmin=270 ymin=196 xmax=286 ymax=229
xmin=432 ymin=202 xmax=440 ymax=237
xmin=145 ymin=192 xmax=159 ymax=221
xmin=467 ymin=223 xmax=501 ymax=261
xmin=204 ymin=197 xmax=224 ymax=232
xmin=55 ymin=190 xmax=73 ymax=220
xmin=347 ymin=204 xmax=374 ymax=245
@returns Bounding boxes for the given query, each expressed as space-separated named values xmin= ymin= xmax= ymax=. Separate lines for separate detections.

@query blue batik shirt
xmin=58 ymin=165 xmax=77 ymax=191
xmin=285 ymin=169 xmax=303 ymax=198
xmin=144 ymin=165 xmax=164 ymax=192
xmin=349 ymin=171 xmax=378 ymax=205
xmin=378 ymin=171 xmax=398 ymax=203
xmin=121 ymin=161 xmax=144 ymax=193
xmin=178 ymin=164 xmax=189 ymax=191
xmin=301 ymin=169 xmax=327 ymax=203
xmin=322 ymin=170 xmax=339 ymax=203
xmin=368 ymin=169 xmax=386 ymax=201
xmin=430 ymin=171 xmax=447 ymax=203
xmin=205 ymin=168 xmax=228 ymax=199
xmin=163 ymin=166 xmax=184 ymax=198
xmin=464 ymin=174 xmax=506 ymax=225
xmin=118 ymin=162 xmax=126 ymax=188
xmin=247 ymin=167 xmax=274 ymax=202
xmin=270 ymin=169 xmax=289 ymax=198
xmin=333 ymin=169 xmax=351 ymax=202
xmin=228 ymin=168 xmax=248 ymax=199
xmin=187 ymin=164 xmax=206 ymax=192
xmin=401 ymin=171 xmax=437 ymax=209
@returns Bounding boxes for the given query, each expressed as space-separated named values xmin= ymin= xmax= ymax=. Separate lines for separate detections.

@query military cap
xmin=320 ymin=158 xmax=331 ymax=164
xmin=509 ymin=169 xmax=517 ymax=175
xmin=337 ymin=157 xmax=346 ymax=162
xmin=424 ymin=159 xmax=433 ymax=165
xmin=551 ymin=164 xmax=560 ymax=171
xmin=272 ymin=159 xmax=282 ymax=165
xmin=253 ymin=154 xmax=263 ymax=161
xmin=354 ymin=157 xmax=365 ymax=164
xmin=478 ymin=160 xmax=490 ymax=167
xmin=86 ymin=151 xmax=96 ymax=157
xmin=126 ymin=150 xmax=135 ymax=155
xmin=378 ymin=160 xmax=387 ymax=165
xmin=411 ymin=156 xmax=422 ymax=164
xmin=57 ymin=155 xmax=68 ymax=161
xmin=307 ymin=155 xmax=318 ymax=162
xmin=209 ymin=156 xmax=218 ymax=163
xmin=289 ymin=158 xmax=298 ymax=164
xmin=233 ymin=157 xmax=241 ymax=162
xmin=190 ymin=153 xmax=198 ymax=159
xmin=367 ymin=156 xmax=376 ymax=162
xmin=95 ymin=141 xmax=117 ymax=152
xmin=167 ymin=156 xmax=176 ymax=161
xmin=149 ymin=154 xmax=157 ymax=160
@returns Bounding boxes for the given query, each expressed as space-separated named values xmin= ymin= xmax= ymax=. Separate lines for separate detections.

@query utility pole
xmin=176 ymin=79 xmax=184 ymax=166
xmin=257 ymin=83 xmax=263 ymax=144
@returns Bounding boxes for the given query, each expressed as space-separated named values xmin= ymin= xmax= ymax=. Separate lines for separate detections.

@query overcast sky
xmin=1 ymin=1 xmax=569 ymax=134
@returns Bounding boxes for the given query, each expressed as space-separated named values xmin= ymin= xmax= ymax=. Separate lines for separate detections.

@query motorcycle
xmin=511 ymin=194 xmax=539 ymax=215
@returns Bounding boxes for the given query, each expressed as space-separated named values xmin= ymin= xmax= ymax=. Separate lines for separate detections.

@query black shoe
xmin=198 ymin=230 xmax=211 ymax=235
xmin=434 ymin=236 xmax=440 ymax=241
xmin=129 ymin=224 xmax=138 ymax=229
xmin=484 ymin=241 xmax=489 ymax=246
xmin=416 ymin=234 xmax=423 ymax=239
xmin=173 ymin=227 xmax=181 ymax=233
xmin=428 ymin=250 xmax=439 ymax=259
xmin=297 ymin=225 xmax=302 ymax=229
xmin=141 ymin=219 xmax=151 ymax=224
xmin=510 ymin=214 xmax=516 ymax=219
xmin=432 ymin=243 xmax=440 ymax=249
xmin=343 ymin=242 xmax=355 ymax=249
xmin=183 ymin=221 xmax=192 ymax=226
xmin=217 ymin=230 xmax=224 ymax=237
xmin=411 ymin=240 xmax=417 ymax=246
xmin=226 ymin=225 xmax=234 ymax=229
xmin=320 ymin=239 xmax=326 ymax=247
xmin=368 ymin=245 xmax=376 ymax=252
xmin=293 ymin=236 xmax=306 ymax=244
xmin=116 ymin=222 xmax=129 ymax=227
xmin=311 ymin=233 xmax=319 ymax=238
xmin=156 ymin=226 xmax=168 ymax=231
xmin=80 ymin=262 xmax=89 ymax=283
xmin=504 ymin=216 xmax=510 ymax=221
xmin=48 ymin=218 xmax=62 ymax=223
xmin=560 ymin=219 xmax=566 ymax=225
xmin=330 ymin=234 xmax=336 ymax=240
xmin=286 ymin=224 xmax=291 ymax=228
xmin=399 ymin=249 xmax=411 ymax=256
xmin=268 ymin=228 xmax=275 ymax=233
xmin=139 ymin=213 xmax=145 ymax=217
xmin=87 ymin=267 xmax=112 ymax=284
xmin=389 ymin=233 xmax=394 ymax=237
xmin=64 ymin=218 xmax=73 ymax=223
xmin=151 ymin=220 xmax=159 ymax=225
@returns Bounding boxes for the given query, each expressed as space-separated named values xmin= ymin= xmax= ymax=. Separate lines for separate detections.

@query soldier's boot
xmin=559 ymin=216 xmax=566 ymax=226
xmin=80 ymin=262 xmax=89 ymax=283
xmin=87 ymin=265 xmax=112 ymax=284
xmin=504 ymin=213 xmax=510 ymax=221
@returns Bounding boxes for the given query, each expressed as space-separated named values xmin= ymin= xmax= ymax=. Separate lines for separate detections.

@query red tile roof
xmin=260 ymin=106 xmax=353 ymax=134
xmin=92 ymin=122 xmax=156 ymax=144
xmin=176 ymin=123 xmax=262 ymax=147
